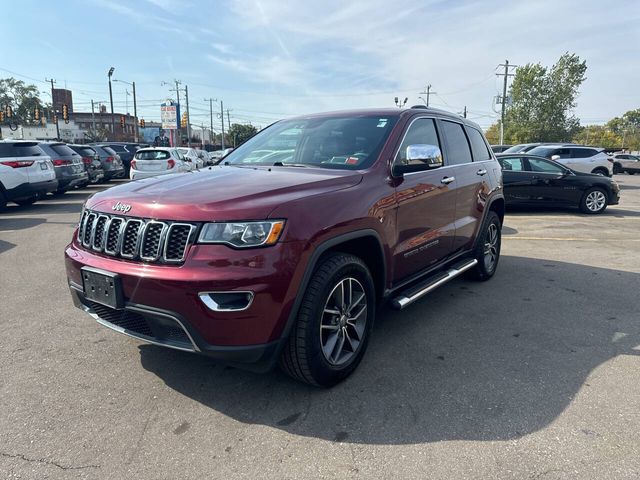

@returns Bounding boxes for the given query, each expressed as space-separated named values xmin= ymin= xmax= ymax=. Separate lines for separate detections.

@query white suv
xmin=0 ymin=140 xmax=57 ymax=210
xmin=527 ymin=145 xmax=613 ymax=176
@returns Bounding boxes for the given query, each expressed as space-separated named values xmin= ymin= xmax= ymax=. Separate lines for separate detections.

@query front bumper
xmin=65 ymin=237 xmax=308 ymax=369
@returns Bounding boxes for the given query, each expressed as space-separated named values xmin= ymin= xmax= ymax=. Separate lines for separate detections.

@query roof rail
xmin=410 ymin=105 xmax=429 ymax=109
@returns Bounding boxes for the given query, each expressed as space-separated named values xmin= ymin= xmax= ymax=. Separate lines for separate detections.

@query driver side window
xmin=394 ymin=118 xmax=441 ymax=167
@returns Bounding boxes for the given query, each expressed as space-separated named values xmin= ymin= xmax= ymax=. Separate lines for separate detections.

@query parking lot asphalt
xmin=1 ymin=175 xmax=639 ymax=479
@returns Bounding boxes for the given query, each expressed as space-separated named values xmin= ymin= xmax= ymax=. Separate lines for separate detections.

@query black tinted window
xmin=102 ymin=146 xmax=117 ymax=156
xmin=12 ymin=143 xmax=42 ymax=157
xmin=135 ymin=150 xmax=171 ymax=160
xmin=571 ymin=148 xmax=597 ymax=158
xmin=50 ymin=144 xmax=77 ymax=156
xmin=106 ymin=144 xmax=127 ymax=152
xmin=0 ymin=144 xmax=13 ymax=158
xmin=467 ymin=127 xmax=491 ymax=161
xmin=74 ymin=147 xmax=97 ymax=156
xmin=441 ymin=121 xmax=472 ymax=165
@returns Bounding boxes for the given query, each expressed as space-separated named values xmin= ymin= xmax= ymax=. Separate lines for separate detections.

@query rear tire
xmin=279 ymin=253 xmax=375 ymax=387
xmin=613 ymin=163 xmax=622 ymax=174
xmin=0 ymin=190 xmax=7 ymax=212
xmin=580 ymin=187 xmax=608 ymax=214
xmin=591 ymin=167 xmax=609 ymax=176
xmin=470 ymin=211 xmax=501 ymax=281
xmin=628 ymin=171 xmax=636 ymax=175
xmin=53 ymin=188 xmax=67 ymax=195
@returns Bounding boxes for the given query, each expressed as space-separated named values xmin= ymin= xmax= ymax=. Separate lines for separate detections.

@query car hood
xmin=86 ymin=166 xmax=363 ymax=221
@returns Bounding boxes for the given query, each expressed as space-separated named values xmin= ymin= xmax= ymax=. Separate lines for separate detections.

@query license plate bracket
xmin=81 ymin=267 xmax=124 ymax=309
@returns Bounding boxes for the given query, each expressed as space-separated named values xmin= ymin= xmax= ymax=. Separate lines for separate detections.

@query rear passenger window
xmin=441 ymin=121 xmax=472 ymax=165
xmin=394 ymin=118 xmax=442 ymax=167
xmin=0 ymin=144 xmax=13 ymax=158
xmin=466 ymin=127 xmax=491 ymax=161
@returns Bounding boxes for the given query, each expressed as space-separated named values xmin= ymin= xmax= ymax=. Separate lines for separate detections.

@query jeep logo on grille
xmin=112 ymin=202 xmax=132 ymax=213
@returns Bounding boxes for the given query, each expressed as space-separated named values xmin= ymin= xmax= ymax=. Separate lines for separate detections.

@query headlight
xmin=198 ymin=220 xmax=285 ymax=248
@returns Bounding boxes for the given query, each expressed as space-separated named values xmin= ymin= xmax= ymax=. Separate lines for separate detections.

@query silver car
xmin=613 ymin=153 xmax=640 ymax=175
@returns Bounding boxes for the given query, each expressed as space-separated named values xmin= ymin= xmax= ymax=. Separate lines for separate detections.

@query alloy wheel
xmin=585 ymin=190 xmax=606 ymax=212
xmin=320 ymin=277 xmax=367 ymax=366
xmin=483 ymin=223 xmax=499 ymax=272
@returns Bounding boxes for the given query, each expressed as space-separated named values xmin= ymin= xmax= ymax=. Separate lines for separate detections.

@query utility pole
xmin=91 ymin=100 xmax=96 ymax=133
xmin=220 ymin=100 xmax=225 ymax=150
xmin=226 ymin=109 xmax=231 ymax=130
xmin=132 ymin=81 xmax=138 ymax=142
xmin=184 ymin=84 xmax=191 ymax=147
xmin=419 ymin=84 xmax=436 ymax=107
xmin=47 ymin=78 xmax=60 ymax=139
xmin=107 ymin=67 xmax=115 ymax=140
xmin=204 ymin=98 xmax=215 ymax=145
xmin=496 ymin=60 xmax=516 ymax=145
xmin=463 ymin=106 xmax=467 ymax=118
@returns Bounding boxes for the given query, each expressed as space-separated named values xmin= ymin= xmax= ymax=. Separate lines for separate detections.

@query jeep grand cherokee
xmin=65 ymin=106 xmax=504 ymax=387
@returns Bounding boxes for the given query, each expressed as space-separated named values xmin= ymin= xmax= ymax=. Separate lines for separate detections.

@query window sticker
xmin=377 ymin=119 xmax=388 ymax=128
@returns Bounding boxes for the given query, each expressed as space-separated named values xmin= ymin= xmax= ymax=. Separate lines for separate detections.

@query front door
xmin=392 ymin=117 xmax=456 ymax=282
xmin=526 ymin=157 xmax=578 ymax=204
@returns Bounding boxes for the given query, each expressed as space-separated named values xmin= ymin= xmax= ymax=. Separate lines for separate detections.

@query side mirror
xmin=393 ymin=144 xmax=443 ymax=176
xmin=551 ymin=155 xmax=561 ymax=161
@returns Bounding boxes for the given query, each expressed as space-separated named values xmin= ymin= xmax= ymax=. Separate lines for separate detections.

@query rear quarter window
xmin=466 ymin=127 xmax=492 ymax=161
xmin=11 ymin=143 xmax=42 ymax=157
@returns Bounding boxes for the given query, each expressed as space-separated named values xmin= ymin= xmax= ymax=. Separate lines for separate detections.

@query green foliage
xmin=572 ymin=108 xmax=640 ymax=151
xmin=504 ymin=53 xmax=587 ymax=143
xmin=572 ymin=126 xmax=621 ymax=149
xmin=227 ymin=123 xmax=258 ymax=147
xmin=484 ymin=122 xmax=500 ymax=144
xmin=0 ymin=77 xmax=46 ymax=126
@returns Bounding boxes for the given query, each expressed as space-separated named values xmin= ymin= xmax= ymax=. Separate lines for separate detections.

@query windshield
xmin=222 ymin=115 xmax=398 ymax=170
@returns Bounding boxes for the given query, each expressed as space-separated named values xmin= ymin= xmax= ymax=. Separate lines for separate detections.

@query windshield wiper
xmin=272 ymin=161 xmax=308 ymax=167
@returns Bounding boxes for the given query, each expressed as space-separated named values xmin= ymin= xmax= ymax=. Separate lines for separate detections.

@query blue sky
xmin=1 ymin=0 xmax=638 ymax=131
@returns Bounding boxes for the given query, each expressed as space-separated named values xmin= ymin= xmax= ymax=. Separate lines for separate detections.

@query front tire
xmin=279 ymin=253 xmax=375 ymax=387
xmin=470 ymin=211 xmax=501 ymax=281
xmin=580 ymin=187 xmax=608 ymax=214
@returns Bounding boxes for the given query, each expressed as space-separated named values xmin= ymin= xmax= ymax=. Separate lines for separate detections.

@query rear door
xmin=392 ymin=116 xmax=456 ymax=281
xmin=497 ymin=156 xmax=533 ymax=203
xmin=526 ymin=157 xmax=577 ymax=204
xmin=439 ymin=120 xmax=483 ymax=252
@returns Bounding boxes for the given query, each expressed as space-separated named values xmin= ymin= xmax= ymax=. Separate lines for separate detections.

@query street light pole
xmin=107 ymin=67 xmax=115 ymax=140
xmin=113 ymin=78 xmax=138 ymax=142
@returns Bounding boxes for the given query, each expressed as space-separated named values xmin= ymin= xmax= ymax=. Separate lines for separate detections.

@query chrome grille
xmin=77 ymin=210 xmax=196 ymax=264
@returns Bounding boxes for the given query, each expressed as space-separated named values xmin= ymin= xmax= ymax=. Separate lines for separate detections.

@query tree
xmin=572 ymin=125 xmax=621 ymax=149
xmin=227 ymin=123 xmax=258 ymax=147
xmin=504 ymin=53 xmax=587 ymax=143
xmin=484 ymin=122 xmax=500 ymax=144
xmin=0 ymin=77 xmax=46 ymax=126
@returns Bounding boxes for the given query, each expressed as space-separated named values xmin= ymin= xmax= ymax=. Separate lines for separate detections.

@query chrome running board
xmin=391 ymin=258 xmax=478 ymax=310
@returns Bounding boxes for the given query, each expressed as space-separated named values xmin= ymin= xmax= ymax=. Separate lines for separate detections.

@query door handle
xmin=441 ymin=176 xmax=455 ymax=185
xmin=476 ymin=169 xmax=487 ymax=176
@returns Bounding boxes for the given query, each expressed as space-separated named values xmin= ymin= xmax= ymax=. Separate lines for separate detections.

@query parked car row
xmin=129 ymin=146 xmax=233 ymax=180
xmin=0 ymin=139 xmax=138 ymax=210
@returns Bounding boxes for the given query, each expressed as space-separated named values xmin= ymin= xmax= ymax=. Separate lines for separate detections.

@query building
xmin=52 ymin=88 xmax=74 ymax=114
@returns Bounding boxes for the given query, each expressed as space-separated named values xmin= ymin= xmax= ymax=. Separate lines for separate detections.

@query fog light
xmin=199 ymin=291 xmax=254 ymax=312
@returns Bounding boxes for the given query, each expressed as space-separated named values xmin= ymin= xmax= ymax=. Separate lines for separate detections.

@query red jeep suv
xmin=65 ymin=107 xmax=504 ymax=386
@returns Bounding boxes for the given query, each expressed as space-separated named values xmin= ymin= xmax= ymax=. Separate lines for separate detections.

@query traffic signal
xmin=0 ymin=111 xmax=4 ymax=122
xmin=181 ymin=111 xmax=188 ymax=128
xmin=120 ymin=115 xmax=125 ymax=129
xmin=34 ymin=106 xmax=40 ymax=121
xmin=53 ymin=114 xmax=58 ymax=124
xmin=62 ymin=104 xmax=69 ymax=123
xmin=139 ymin=118 xmax=145 ymax=128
